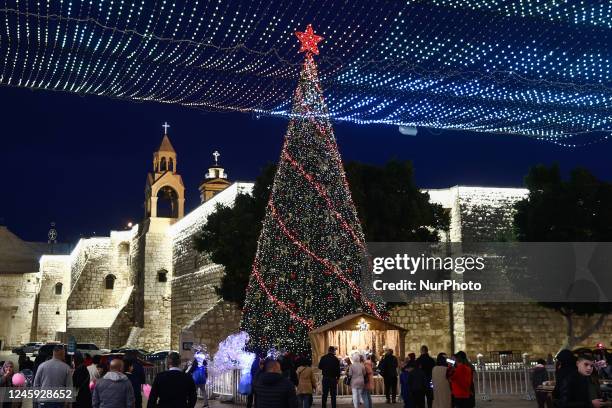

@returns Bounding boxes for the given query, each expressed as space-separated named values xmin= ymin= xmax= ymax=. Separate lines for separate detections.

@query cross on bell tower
xmin=199 ymin=150 xmax=230 ymax=203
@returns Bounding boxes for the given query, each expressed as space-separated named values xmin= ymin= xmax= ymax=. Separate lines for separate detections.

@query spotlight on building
xmin=398 ymin=125 xmax=418 ymax=136
xmin=127 ymin=222 xmax=133 ymax=229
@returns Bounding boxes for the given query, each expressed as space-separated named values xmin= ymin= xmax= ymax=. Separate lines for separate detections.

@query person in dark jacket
xmin=401 ymin=360 xmax=427 ymax=408
xmin=253 ymin=358 xmax=298 ymax=408
xmin=17 ymin=351 xmax=34 ymax=372
xmin=318 ymin=346 xmax=341 ymax=408
xmin=147 ymin=352 xmax=197 ymax=408
xmin=72 ymin=353 xmax=92 ymax=408
xmin=553 ymin=349 xmax=578 ymax=403
xmin=280 ymin=352 xmax=298 ymax=387
xmin=531 ymin=359 xmax=551 ymax=408
xmin=555 ymin=354 xmax=604 ymax=408
xmin=379 ymin=348 xmax=399 ymax=404
xmin=124 ymin=350 xmax=146 ymax=391
xmin=416 ymin=345 xmax=435 ymax=408
xmin=247 ymin=353 xmax=263 ymax=408
xmin=124 ymin=358 xmax=142 ymax=408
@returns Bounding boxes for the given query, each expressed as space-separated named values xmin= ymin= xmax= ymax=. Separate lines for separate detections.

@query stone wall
xmin=170 ymin=264 xmax=225 ymax=349
xmin=137 ymin=218 xmax=173 ymax=351
xmin=183 ymin=300 xmax=243 ymax=355
xmin=170 ymin=182 xmax=253 ymax=278
xmin=388 ymin=302 xmax=452 ymax=359
xmin=130 ymin=225 xmax=146 ymax=328
xmin=67 ymin=237 xmax=130 ymax=310
xmin=464 ymin=302 xmax=612 ymax=359
xmin=65 ymin=292 xmax=135 ymax=349
xmin=0 ymin=273 xmax=39 ymax=349
xmin=167 ymin=183 xmax=254 ymax=351
xmin=37 ymin=256 xmax=71 ymax=341
xmin=456 ymin=187 xmax=527 ymax=242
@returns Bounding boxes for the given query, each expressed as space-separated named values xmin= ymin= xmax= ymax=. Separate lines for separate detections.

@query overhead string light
xmin=1 ymin=1 xmax=611 ymax=145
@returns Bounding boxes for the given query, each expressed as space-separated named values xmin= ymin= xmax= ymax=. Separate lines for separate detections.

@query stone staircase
xmin=123 ymin=326 xmax=144 ymax=348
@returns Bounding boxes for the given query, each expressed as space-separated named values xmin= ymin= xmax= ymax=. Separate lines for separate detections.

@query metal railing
xmin=144 ymin=364 xmax=247 ymax=404
xmin=144 ymin=355 xmax=552 ymax=404
xmin=206 ymin=369 xmax=247 ymax=403
xmin=474 ymin=353 xmax=555 ymax=401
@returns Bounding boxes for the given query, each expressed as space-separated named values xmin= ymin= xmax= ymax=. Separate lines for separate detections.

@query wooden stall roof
xmin=309 ymin=313 xmax=407 ymax=334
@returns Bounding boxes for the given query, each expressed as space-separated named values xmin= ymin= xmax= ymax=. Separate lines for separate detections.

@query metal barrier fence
xmin=474 ymin=354 xmax=555 ymax=401
xmin=144 ymin=364 xmax=247 ymax=404
xmin=205 ymin=369 xmax=247 ymax=404
xmin=144 ymin=356 xmax=553 ymax=404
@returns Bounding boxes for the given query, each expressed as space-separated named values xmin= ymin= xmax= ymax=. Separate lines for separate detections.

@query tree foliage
xmin=194 ymin=160 xmax=449 ymax=307
xmin=513 ymin=164 xmax=612 ymax=348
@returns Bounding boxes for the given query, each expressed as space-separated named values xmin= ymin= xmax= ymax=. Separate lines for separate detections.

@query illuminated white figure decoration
xmin=357 ymin=318 xmax=370 ymax=331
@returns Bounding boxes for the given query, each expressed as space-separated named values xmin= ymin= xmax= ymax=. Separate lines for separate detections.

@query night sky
xmin=2 ymin=85 xmax=611 ymax=243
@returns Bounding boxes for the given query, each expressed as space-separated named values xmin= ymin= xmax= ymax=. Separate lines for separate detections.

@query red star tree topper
xmin=295 ymin=24 xmax=324 ymax=55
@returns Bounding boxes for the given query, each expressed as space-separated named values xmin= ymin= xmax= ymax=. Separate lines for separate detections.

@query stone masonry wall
xmin=464 ymin=302 xmax=612 ymax=359
xmin=170 ymin=264 xmax=225 ymax=350
xmin=138 ymin=219 xmax=173 ymax=351
xmin=388 ymin=303 xmax=452 ymax=359
xmin=37 ymin=256 xmax=71 ymax=341
xmin=457 ymin=187 xmax=527 ymax=242
xmin=65 ymin=292 xmax=135 ymax=349
xmin=185 ymin=301 xmax=243 ymax=355
xmin=0 ymin=273 xmax=39 ymax=348
xmin=67 ymin=238 xmax=130 ymax=310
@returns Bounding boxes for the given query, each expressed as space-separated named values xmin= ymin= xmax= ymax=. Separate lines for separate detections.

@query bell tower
xmin=198 ymin=150 xmax=230 ymax=203
xmin=144 ymin=122 xmax=185 ymax=219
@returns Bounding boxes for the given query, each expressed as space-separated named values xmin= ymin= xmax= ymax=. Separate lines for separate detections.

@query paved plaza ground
xmin=201 ymin=396 xmax=535 ymax=408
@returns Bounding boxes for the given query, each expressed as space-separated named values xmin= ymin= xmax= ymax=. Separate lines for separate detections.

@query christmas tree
xmin=240 ymin=25 xmax=387 ymax=355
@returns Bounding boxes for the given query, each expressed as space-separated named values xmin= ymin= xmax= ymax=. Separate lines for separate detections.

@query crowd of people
xmin=0 ymin=344 xmax=157 ymax=408
xmin=2 ymin=342 xmax=611 ymax=408
xmin=532 ymin=346 xmax=612 ymax=408
xmin=242 ymin=344 xmax=478 ymax=408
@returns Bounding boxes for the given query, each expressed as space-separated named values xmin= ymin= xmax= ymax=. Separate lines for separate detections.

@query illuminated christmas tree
xmin=240 ymin=25 xmax=386 ymax=355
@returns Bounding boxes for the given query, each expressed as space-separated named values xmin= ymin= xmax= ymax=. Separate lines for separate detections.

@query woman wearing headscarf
xmin=0 ymin=361 xmax=21 ymax=408
xmin=363 ymin=354 xmax=375 ymax=408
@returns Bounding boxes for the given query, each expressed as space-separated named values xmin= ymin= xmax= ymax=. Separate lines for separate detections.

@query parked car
xmin=33 ymin=342 xmax=66 ymax=358
xmin=110 ymin=348 xmax=149 ymax=361
xmin=146 ymin=350 xmax=178 ymax=362
xmin=76 ymin=343 xmax=109 ymax=356
xmin=12 ymin=342 xmax=43 ymax=355
xmin=99 ymin=352 xmax=154 ymax=367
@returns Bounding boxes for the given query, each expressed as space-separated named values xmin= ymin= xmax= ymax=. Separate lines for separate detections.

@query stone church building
xmin=1 ymin=130 xmax=610 ymax=358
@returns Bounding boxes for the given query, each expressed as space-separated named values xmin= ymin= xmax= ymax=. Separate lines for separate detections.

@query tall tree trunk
xmin=560 ymin=312 xmax=608 ymax=352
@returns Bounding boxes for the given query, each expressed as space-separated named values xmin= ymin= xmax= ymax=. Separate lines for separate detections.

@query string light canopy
xmin=1 ymin=1 xmax=611 ymax=145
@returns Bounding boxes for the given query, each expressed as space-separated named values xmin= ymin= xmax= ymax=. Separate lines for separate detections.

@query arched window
xmin=105 ymin=274 xmax=116 ymax=290
xmin=160 ymin=157 xmax=167 ymax=172
xmin=157 ymin=270 xmax=168 ymax=283
xmin=54 ymin=282 xmax=63 ymax=295
xmin=168 ymin=158 xmax=174 ymax=172
xmin=156 ymin=186 xmax=179 ymax=218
